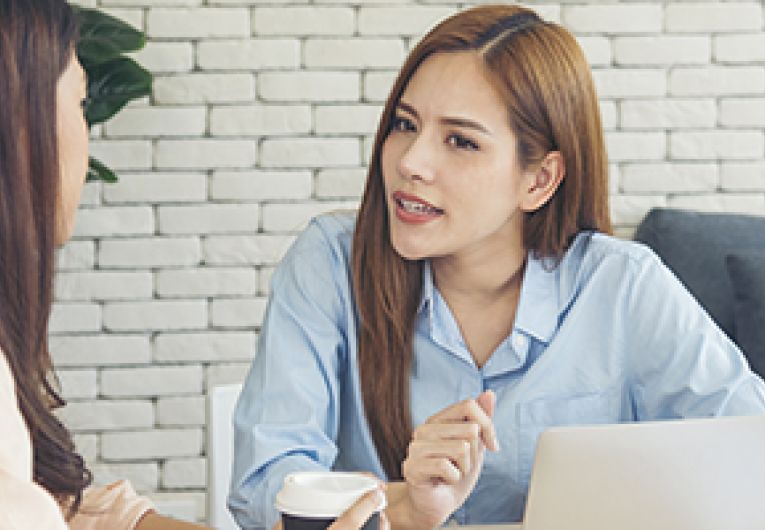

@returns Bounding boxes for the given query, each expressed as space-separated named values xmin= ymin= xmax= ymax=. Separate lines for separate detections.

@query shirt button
xmin=512 ymin=333 xmax=527 ymax=352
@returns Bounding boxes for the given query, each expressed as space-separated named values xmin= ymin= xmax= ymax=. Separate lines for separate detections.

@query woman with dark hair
xmin=0 ymin=0 xmax=384 ymax=529
xmin=230 ymin=4 xmax=765 ymax=529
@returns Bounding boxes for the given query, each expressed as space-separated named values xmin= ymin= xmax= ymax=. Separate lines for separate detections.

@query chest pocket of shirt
xmin=517 ymin=387 xmax=622 ymax=484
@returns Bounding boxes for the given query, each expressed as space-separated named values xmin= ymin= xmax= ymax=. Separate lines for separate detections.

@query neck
xmin=431 ymin=241 xmax=526 ymax=305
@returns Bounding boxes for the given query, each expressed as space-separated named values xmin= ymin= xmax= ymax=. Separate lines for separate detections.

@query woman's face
xmin=381 ymin=51 xmax=534 ymax=262
xmin=55 ymin=52 xmax=89 ymax=246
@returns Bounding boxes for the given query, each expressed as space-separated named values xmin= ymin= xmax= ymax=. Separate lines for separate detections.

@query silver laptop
xmin=522 ymin=414 xmax=765 ymax=530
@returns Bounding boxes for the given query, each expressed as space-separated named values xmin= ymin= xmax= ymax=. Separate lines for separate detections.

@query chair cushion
xmin=725 ymin=252 xmax=765 ymax=379
xmin=634 ymin=208 xmax=765 ymax=341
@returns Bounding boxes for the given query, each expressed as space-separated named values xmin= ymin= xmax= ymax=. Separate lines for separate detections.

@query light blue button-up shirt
xmin=229 ymin=212 xmax=765 ymax=530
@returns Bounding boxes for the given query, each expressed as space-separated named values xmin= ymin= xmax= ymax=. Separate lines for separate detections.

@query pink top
xmin=0 ymin=352 xmax=154 ymax=530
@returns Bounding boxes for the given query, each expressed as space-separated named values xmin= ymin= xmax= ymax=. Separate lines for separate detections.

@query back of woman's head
xmin=353 ymin=5 xmax=611 ymax=479
xmin=0 ymin=0 xmax=91 ymax=515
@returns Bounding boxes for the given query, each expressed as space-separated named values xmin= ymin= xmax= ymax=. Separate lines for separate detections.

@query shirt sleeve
xmin=228 ymin=220 xmax=349 ymax=530
xmin=0 ymin=352 xmax=69 ymax=530
xmin=67 ymin=480 xmax=155 ymax=530
xmin=626 ymin=250 xmax=765 ymax=419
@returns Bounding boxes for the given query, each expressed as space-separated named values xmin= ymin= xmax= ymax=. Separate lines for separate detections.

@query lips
xmin=392 ymin=191 xmax=444 ymax=224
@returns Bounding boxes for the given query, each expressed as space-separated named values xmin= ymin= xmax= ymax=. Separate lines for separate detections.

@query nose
xmin=396 ymin=130 xmax=435 ymax=184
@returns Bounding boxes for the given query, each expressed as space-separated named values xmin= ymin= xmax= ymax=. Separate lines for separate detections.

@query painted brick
xmin=564 ymin=5 xmax=662 ymax=33
xmin=73 ymin=206 xmax=154 ymax=239
xmin=56 ymin=241 xmax=95 ymax=270
xmin=147 ymin=8 xmax=249 ymax=38
xmin=156 ymin=140 xmax=256 ymax=170
xmin=576 ymin=36 xmax=611 ymax=67
xmin=721 ymin=162 xmax=765 ymax=191
xmin=253 ymin=7 xmax=355 ymax=35
xmin=304 ymin=39 xmax=405 ymax=69
xmin=259 ymin=72 xmax=359 ymax=102
xmin=103 ymin=173 xmax=207 ymax=204
xmin=670 ymin=67 xmax=765 ymax=97
xmin=101 ymin=366 xmax=203 ymax=397
xmin=315 ymin=168 xmax=367 ymax=199
xmin=99 ymin=237 xmax=201 ymax=269
xmin=129 ymin=42 xmax=193 ymax=73
xmin=156 ymin=396 xmax=206 ymax=427
xmin=620 ymin=99 xmax=716 ymax=129
xmin=358 ymin=7 xmax=455 ymax=36
xmin=605 ymin=132 xmax=666 ymax=161
xmin=57 ymin=401 xmax=154 ymax=432
xmin=203 ymin=235 xmax=295 ymax=265
xmin=609 ymin=194 xmax=668 ymax=226
xmin=50 ymin=335 xmax=151 ymax=367
xmin=89 ymin=141 xmax=152 ymax=170
xmin=592 ymin=69 xmax=666 ymax=98
xmin=210 ymin=105 xmax=311 ymax=136
xmin=105 ymin=107 xmax=206 ymax=137
xmin=49 ymin=303 xmax=101 ymax=334
xmin=103 ymin=300 xmax=208 ymax=332
xmin=613 ymin=36 xmax=710 ymax=66
xmin=715 ymin=35 xmax=765 ymax=64
xmin=671 ymin=131 xmax=765 ymax=160
xmin=57 ymin=369 xmax=98 ymax=400
xmin=55 ymin=271 xmax=153 ymax=301
xmin=262 ymin=202 xmax=358 ymax=232
xmin=101 ymin=429 xmax=203 ymax=460
xmin=211 ymin=171 xmax=312 ymax=201
xmin=210 ymin=298 xmax=268 ymax=328
xmin=73 ymin=434 xmax=98 ymax=462
xmin=162 ymin=458 xmax=207 ymax=488
xmin=620 ymin=163 xmax=719 ymax=193
xmin=720 ymin=98 xmax=765 ymax=127
xmin=260 ymin=138 xmax=360 ymax=168
xmin=156 ymin=268 xmax=257 ymax=297
xmin=363 ymin=71 xmax=397 ymax=103
xmin=155 ymin=331 xmax=255 ymax=363
xmin=206 ymin=362 xmax=252 ymax=388
xmin=665 ymin=3 xmax=763 ymax=33
xmin=158 ymin=204 xmax=259 ymax=235
xmin=315 ymin=105 xmax=383 ymax=135
xmin=197 ymin=40 xmax=299 ymax=70
xmin=154 ymin=74 xmax=255 ymax=105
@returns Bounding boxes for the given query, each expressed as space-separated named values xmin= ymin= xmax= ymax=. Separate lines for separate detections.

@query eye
xmin=80 ymin=97 xmax=90 ymax=111
xmin=446 ymin=133 xmax=479 ymax=151
xmin=390 ymin=115 xmax=416 ymax=133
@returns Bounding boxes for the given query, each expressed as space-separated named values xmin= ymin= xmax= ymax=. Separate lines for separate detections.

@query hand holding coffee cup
xmin=276 ymin=472 xmax=387 ymax=530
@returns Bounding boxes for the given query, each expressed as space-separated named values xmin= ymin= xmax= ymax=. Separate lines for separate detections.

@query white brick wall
xmin=55 ymin=1 xmax=765 ymax=523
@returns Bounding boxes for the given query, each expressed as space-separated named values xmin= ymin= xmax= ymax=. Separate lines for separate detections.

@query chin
xmin=389 ymin=234 xmax=429 ymax=262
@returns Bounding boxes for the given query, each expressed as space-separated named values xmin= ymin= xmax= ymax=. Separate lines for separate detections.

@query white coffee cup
xmin=275 ymin=471 xmax=386 ymax=530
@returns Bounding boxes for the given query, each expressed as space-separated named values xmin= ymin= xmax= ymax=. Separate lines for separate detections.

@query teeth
xmin=400 ymin=199 xmax=435 ymax=214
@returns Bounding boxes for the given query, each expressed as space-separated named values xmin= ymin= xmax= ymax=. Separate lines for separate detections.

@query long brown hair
xmin=352 ymin=4 xmax=612 ymax=479
xmin=0 ymin=0 xmax=92 ymax=516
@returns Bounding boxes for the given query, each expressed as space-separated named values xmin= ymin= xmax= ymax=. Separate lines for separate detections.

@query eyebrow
xmin=396 ymin=100 xmax=492 ymax=136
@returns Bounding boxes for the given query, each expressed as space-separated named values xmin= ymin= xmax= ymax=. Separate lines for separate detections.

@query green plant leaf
xmin=86 ymin=156 xmax=117 ymax=183
xmin=74 ymin=6 xmax=146 ymax=66
xmin=85 ymin=57 xmax=152 ymax=125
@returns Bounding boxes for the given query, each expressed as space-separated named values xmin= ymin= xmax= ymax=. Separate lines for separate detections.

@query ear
xmin=519 ymin=151 xmax=565 ymax=213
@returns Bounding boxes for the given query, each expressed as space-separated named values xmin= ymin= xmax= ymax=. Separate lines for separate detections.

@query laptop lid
xmin=522 ymin=414 xmax=765 ymax=530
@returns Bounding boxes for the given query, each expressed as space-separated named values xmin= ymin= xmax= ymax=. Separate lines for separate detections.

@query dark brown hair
xmin=0 ymin=0 xmax=92 ymax=516
xmin=352 ymin=4 xmax=612 ymax=479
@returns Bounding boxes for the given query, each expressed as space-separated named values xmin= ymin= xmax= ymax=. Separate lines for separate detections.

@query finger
xmin=407 ymin=440 xmax=471 ymax=475
xmin=379 ymin=511 xmax=390 ymax=530
xmin=429 ymin=398 xmax=499 ymax=452
xmin=328 ymin=489 xmax=384 ymax=530
xmin=402 ymin=456 xmax=462 ymax=486
xmin=413 ymin=422 xmax=481 ymax=443
xmin=475 ymin=390 xmax=500 ymax=451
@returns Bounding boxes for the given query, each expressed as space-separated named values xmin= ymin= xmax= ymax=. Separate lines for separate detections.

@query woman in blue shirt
xmin=229 ymin=5 xmax=765 ymax=529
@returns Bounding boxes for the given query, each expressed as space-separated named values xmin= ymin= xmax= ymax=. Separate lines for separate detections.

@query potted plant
xmin=74 ymin=6 xmax=152 ymax=182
